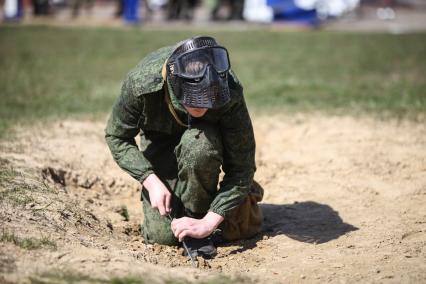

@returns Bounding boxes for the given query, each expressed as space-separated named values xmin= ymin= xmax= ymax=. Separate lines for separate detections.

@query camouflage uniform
xmin=105 ymin=46 xmax=262 ymax=245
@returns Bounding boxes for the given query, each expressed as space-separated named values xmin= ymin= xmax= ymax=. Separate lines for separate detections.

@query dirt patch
xmin=0 ymin=115 xmax=425 ymax=283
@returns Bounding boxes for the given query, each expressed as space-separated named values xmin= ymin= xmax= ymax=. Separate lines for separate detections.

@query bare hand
xmin=143 ymin=174 xmax=171 ymax=216
xmin=171 ymin=212 xmax=224 ymax=242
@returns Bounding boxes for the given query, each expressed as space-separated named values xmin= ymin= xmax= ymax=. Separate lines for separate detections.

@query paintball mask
xmin=167 ymin=36 xmax=231 ymax=109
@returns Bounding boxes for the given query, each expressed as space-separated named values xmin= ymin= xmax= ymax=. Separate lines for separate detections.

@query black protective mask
xmin=167 ymin=37 xmax=232 ymax=109
xmin=177 ymin=64 xmax=230 ymax=109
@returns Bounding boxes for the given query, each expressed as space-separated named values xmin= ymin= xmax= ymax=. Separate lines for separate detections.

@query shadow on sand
xmin=224 ymin=199 xmax=358 ymax=254
xmin=260 ymin=201 xmax=358 ymax=244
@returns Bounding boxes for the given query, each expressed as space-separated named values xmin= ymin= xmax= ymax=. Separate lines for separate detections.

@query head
xmin=166 ymin=36 xmax=231 ymax=112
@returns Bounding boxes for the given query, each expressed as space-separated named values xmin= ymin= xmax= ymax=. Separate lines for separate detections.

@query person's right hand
xmin=142 ymin=173 xmax=171 ymax=216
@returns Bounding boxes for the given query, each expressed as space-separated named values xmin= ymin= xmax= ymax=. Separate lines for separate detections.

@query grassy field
xmin=0 ymin=26 xmax=425 ymax=135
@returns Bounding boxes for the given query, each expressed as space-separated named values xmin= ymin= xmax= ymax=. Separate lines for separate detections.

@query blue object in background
xmin=266 ymin=0 xmax=319 ymax=26
xmin=123 ymin=0 xmax=140 ymax=24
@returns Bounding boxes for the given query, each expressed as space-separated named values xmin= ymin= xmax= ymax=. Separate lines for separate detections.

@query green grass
xmin=1 ymin=27 xmax=425 ymax=136
xmin=29 ymin=271 xmax=252 ymax=284
xmin=0 ymin=158 xmax=53 ymax=206
xmin=1 ymin=232 xmax=57 ymax=250
xmin=29 ymin=271 xmax=106 ymax=284
xmin=0 ymin=160 xmax=34 ymax=206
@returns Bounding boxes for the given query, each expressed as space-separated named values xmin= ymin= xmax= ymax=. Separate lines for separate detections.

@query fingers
xmin=171 ymin=217 xmax=200 ymax=241
xmin=174 ymin=225 xmax=192 ymax=242
xmin=178 ymin=229 xmax=190 ymax=242
xmin=171 ymin=217 xmax=189 ymax=232
xmin=165 ymin=192 xmax=171 ymax=214
xmin=172 ymin=219 xmax=187 ymax=237
xmin=160 ymin=192 xmax=172 ymax=216
xmin=171 ymin=219 xmax=177 ymax=232
xmin=149 ymin=191 xmax=171 ymax=216
xmin=173 ymin=225 xmax=184 ymax=239
xmin=145 ymin=175 xmax=172 ymax=216
xmin=158 ymin=198 xmax=166 ymax=216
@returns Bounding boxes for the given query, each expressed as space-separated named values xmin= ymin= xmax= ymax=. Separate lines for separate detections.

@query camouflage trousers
xmin=140 ymin=121 xmax=263 ymax=245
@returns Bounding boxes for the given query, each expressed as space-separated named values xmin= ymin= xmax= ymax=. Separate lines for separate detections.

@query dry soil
xmin=0 ymin=114 xmax=425 ymax=283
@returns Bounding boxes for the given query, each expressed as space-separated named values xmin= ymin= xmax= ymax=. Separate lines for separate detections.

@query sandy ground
xmin=0 ymin=114 xmax=425 ymax=283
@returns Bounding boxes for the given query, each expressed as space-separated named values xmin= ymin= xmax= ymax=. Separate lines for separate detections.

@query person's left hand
xmin=171 ymin=212 xmax=224 ymax=242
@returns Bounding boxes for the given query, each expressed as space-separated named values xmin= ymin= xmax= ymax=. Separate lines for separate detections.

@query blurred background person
xmin=211 ymin=0 xmax=245 ymax=21
xmin=115 ymin=0 xmax=124 ymax=17
xmin=167 ymin=0 xmax=198 ymax=20
xmin=376 ymin=0 xmax=396 ymax=20
xmin=71 ymin=0 xmax=94 ymax=17
xmin=4 ymin=0 xmax=24 ymax=20
xmin=32 ymin=0 xmax=49 ymax=15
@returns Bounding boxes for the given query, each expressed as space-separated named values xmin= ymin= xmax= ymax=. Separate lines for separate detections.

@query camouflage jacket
xmin=105 ymin=46 xmax=256 ymax=218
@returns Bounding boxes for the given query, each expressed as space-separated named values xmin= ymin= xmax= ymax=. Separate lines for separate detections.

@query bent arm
xmin=209 ymin=92 xmax=256 ymax=218
xmin=105 ymin=77 xmax=154 ymax=183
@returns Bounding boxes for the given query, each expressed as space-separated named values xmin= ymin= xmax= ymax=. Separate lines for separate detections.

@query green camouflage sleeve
xmin=209 ymin=92 xmax=256 ymax=218
xmin=105 ymin=77 xmax=154 ymax=183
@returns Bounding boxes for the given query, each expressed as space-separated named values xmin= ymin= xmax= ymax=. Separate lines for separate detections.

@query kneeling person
xmin=105 ymin=36 xmax=263 ymax=258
